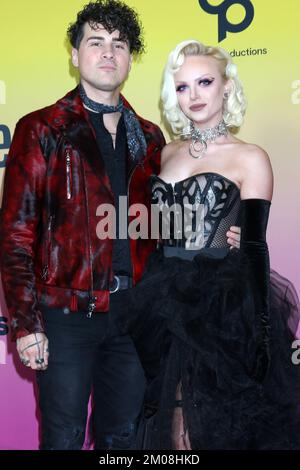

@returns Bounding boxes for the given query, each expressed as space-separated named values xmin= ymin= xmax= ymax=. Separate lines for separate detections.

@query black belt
xmin=109 ymin=274 xmax=133 ymax=293
xmin=163 ymin=246 xmax=229 ymax=260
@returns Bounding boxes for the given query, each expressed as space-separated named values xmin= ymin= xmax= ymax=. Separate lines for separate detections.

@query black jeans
xmin=37 ymin=291 xmax=145 ymax=450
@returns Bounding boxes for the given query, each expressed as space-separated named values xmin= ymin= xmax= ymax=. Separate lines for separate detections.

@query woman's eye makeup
xmin=198 ymin=78 xmax=214 ymax=86
xmin=176 ymin=84 xmax=188 ymax=93
xmin=176 ymin=77 xmax=215 ymax=92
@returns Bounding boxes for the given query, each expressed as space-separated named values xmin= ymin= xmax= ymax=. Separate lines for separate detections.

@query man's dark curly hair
xmin=67 ymin=0 xmax=145 ymax=55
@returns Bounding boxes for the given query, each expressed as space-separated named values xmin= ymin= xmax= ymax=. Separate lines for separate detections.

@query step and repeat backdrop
xmin=0 ymin=0 xmax=299 ymax=449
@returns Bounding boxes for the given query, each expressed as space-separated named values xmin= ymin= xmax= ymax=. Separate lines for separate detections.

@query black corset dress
xmin=120 ymin=172 xmax=300 ymax=450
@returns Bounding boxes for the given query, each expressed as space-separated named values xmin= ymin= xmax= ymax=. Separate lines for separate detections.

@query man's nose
xmin=102 ymin=45 xmax=114 ymax=60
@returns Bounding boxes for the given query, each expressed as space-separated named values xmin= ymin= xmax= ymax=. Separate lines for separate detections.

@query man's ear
xmin=71 ymin=48 xmax=79 ymax=68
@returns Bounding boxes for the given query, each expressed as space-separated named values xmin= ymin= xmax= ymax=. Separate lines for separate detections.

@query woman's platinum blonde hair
xmin=161 ymin=39 xmax=247 ymax=135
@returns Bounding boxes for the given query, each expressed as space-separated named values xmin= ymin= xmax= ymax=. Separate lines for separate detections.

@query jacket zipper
xmin=66 ymin=150 xmax=72 ymax=199
xmin=81 ymin=159 xmax=96 ymax=317
xmin=42 ymin=215 xmax=53 ymax=280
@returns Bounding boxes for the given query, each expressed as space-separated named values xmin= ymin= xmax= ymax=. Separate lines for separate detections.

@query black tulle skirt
xmin=120 ymin=247 xmax=300 ymax=450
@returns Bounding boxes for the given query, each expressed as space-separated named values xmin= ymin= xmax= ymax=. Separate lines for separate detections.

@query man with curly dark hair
xmin=67 ymin=0 xmax=145 ymax=54
xmin=0 ymin=0 xmax=165 ymax=450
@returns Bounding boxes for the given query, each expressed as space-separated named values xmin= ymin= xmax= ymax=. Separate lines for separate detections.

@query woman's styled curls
xmin=161 ymin=40 xmax=247 ymax=135
xmin=67 ymin=0 xmax=144 ymax=55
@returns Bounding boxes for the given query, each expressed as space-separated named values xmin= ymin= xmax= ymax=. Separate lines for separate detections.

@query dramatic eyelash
xmin=176 ymin=84 xmax=187 ymax=92
xmin=199 ymin=78 xmax=214 ymax=85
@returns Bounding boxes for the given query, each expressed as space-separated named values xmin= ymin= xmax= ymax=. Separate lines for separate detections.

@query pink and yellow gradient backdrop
xmin=0 ymin=0 xmax=299 ymax=449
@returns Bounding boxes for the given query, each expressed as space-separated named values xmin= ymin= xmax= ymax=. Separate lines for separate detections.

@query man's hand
xmin=16 ymin=333 xmax=49 ymax=370
xmin=227 ymin=226 xmax=241 ymax=249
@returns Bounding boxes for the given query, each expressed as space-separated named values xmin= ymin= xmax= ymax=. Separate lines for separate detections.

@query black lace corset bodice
xmin=151 ymin=172 xmax=241 ymax=249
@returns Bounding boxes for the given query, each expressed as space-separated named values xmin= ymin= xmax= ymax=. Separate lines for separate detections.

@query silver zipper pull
xmin=66 ymin=151 xmax=72 ymax=199
xmin=48 ymin=216 xmax=53 ymax=231
xmin=41 ymin=265 xmax=48 ymax=280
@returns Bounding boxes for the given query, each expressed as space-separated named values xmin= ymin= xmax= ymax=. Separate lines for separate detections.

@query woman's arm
xmin=239 ymin=145 xmax=273 ymax=382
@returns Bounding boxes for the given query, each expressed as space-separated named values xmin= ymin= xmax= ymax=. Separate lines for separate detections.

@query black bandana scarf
xmin=79 ymin=84 xmax=147 ymax=162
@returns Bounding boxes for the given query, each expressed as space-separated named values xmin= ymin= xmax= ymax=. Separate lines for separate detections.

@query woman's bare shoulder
xmin=231 ymin=137 xmax=268 ymax=159
xmin=235 ymin=142 xmax=271 ymax=171
xmin=233 ymin=142 xmax=273 ymax=200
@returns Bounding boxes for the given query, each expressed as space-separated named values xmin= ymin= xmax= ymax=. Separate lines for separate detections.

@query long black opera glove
xmin=240 ymin=198 xmax=271 ymax=383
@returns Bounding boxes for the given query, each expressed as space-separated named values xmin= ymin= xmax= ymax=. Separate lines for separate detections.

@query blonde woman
xmin=121 ymin=40 xmax=300 ymax=450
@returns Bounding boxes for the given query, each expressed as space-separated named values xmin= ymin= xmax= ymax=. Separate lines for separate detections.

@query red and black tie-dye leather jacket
xmin=0 ymin=87 xmax=164 ymax=340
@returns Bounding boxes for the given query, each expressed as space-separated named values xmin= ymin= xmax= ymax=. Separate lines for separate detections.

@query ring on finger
xmin=35 ymin=357 xmax=45 ymax=365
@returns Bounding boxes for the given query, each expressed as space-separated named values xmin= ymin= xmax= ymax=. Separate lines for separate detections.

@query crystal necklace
xmin=182 ymin=119 xmax=228 ymax=159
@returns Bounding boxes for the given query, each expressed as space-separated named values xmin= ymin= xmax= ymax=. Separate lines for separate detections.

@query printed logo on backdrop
xmin=198 ymin=1 xmax=267 ymax=58
xmin=0 ymin=80 xmax=10 ymax=169
xmin=291 ymin=80 xmax=300 ymax=104
xmin=198 ymin=0 xmax=254 ymax=42
xmin=0 ymin=125 xmax=10 ymax=168
xmin=0 ymin=316 xmax=9 ymax=365
xmin=291 ymin=340 xmax=300 ymax=365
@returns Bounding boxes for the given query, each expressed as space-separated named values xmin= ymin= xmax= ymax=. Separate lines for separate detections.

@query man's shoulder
xmin=16 ymin=88 xmax=80 ymax=130
xmin=138 ymin=114 xmax=163 ymax=139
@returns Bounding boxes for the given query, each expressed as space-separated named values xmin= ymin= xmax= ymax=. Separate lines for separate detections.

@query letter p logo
xmin=198 ymin=0 xmax=254 ymax=42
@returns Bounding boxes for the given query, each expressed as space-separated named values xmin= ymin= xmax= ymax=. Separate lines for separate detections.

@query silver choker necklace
xmin=182 ymin=119 xmax=228 ymax=159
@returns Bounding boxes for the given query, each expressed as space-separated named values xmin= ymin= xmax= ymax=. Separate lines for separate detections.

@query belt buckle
xmin=109 ymin=275 xmax=120 ymax=294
